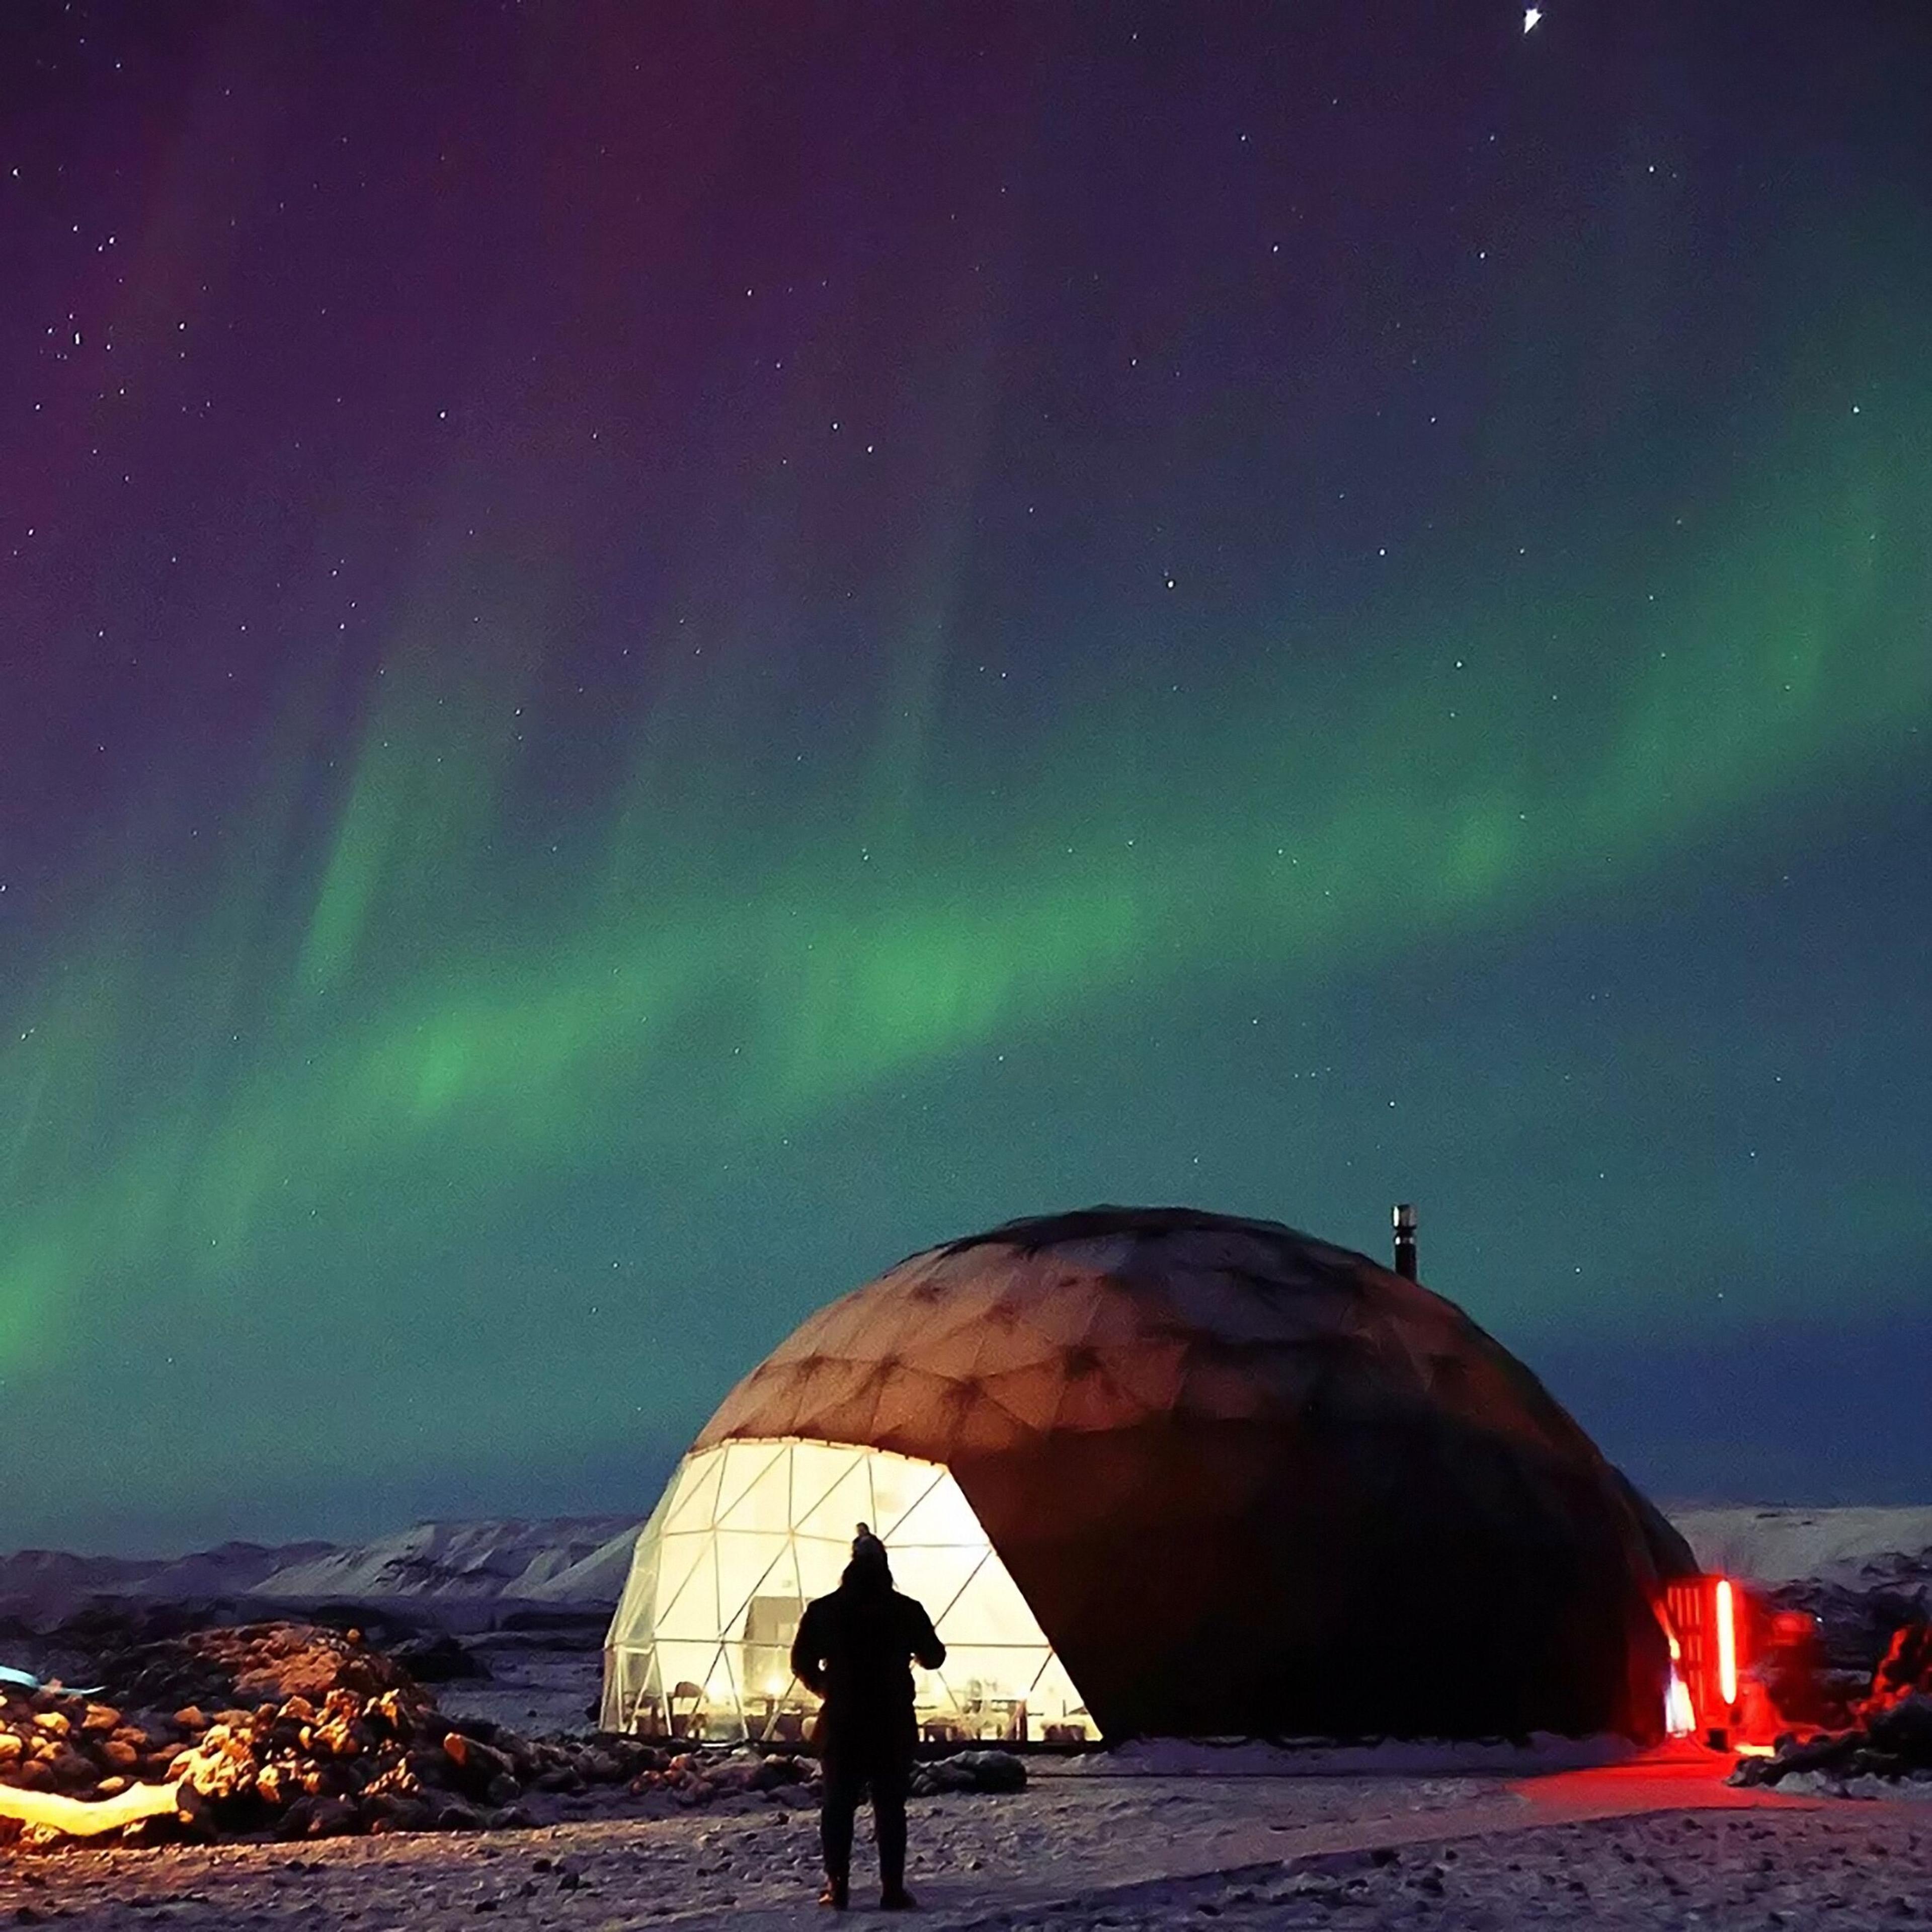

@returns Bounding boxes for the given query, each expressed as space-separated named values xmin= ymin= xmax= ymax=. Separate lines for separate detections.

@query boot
xmin=818 ymin=1876 xmax=849 ymax=1911
xmin=879 ymin=1884 xmax=918 ymax=1910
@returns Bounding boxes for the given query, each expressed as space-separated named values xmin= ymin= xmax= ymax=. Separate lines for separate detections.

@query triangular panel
xmin=664 ymin=1452 xmax=726 ymax=1533
xmin=715 ymin=1441 xmax=788 ymax=1526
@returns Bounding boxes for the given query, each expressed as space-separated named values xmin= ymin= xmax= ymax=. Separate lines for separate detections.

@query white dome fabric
xmin=600 ymin=1437 xmax=1096 ymax=1743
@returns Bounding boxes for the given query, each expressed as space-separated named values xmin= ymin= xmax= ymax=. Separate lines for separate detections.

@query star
xmin=1524 ymin=7 xmax=1542 ymax=30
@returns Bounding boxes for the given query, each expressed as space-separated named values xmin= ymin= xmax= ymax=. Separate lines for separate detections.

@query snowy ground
xmin=3 ymin=1757 xmax=1927 ymax=1930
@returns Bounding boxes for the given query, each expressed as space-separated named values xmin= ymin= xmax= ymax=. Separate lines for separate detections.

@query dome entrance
xmin=602 ymin=1437 xmax=1098 ymax=1744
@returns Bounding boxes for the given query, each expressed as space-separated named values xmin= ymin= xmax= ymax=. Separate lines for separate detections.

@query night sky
xmin=3 ymin=2 xmax=1927 ymax=1555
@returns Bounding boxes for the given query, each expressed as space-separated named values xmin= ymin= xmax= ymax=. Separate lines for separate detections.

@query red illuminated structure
xmin=1662 ymin=1574 xmax=1809 ymax=1748
xmin=1665 ymin=1575 xmax=1740 ymax=1742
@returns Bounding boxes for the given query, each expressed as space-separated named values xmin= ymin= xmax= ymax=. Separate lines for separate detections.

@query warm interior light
xmin=1664 ymin=1669 xmax=1696 ymax=1736
xmin=1715 ymin=1577 xmax=1738 ymax=1708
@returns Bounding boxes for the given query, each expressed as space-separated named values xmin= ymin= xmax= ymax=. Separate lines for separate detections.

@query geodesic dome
xmin=603 ymin=1205 xmax=1686 ymax=1743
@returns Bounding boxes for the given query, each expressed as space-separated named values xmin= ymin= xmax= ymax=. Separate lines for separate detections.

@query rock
xmin=1866 ymin=1624 xmax=1932 ymax=1715
xmin=909 ymin=1749 xmax=1026 ymax=1797
xmin=1867 ymin=1693 xmax=1932 ymax=1764
xmin=171 ymin=1782 xmax=215 ymax=1836
xmin=393 ymin=1635 xmax=489 ymax=1683
xmin=441 ymin=1732 xmax=519 ymax=1800
xmin=43 ymin=1747 xmax=98 ymax=1791
xmin=309 ymin=1689 xmax=368 ymax=1757
xmin=363 ymin=1793 xmax=436 ymax=1833
xmin=1734 ymin=1679 xmax=1932 ymax=1793
xmin=278 ymin=1793 xmax=360 ymax=1839
xmin=103 ymin=1625 xmax=412 ymax=1717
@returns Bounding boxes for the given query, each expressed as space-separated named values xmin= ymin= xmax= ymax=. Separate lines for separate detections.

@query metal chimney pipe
xmin=1392 ymin=1202 xmax=1418 ymax=1280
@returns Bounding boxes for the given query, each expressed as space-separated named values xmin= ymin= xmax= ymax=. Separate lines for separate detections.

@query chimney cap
xmin=1393 ymin=1201 xmax=1416 ymax=1232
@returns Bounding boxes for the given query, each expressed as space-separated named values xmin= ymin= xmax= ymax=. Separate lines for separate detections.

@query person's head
xmin=844 ymin=1520 xmax=892 ymax=1592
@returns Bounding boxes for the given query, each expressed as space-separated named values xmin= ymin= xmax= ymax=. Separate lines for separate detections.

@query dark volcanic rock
xmin=392 ymin=1634 xmax=489 ymax=1682
xmin=1767 ymin=1553 xmax=1932 ymax=1677
xmin=1731 ymin=1621 xmax=1932 ymax=1793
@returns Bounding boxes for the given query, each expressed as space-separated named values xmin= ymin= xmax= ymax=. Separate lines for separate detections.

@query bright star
xmin=1524 ymin=7 xmax=1542 ymax=29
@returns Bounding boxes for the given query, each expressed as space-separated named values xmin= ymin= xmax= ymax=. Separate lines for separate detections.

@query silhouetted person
xmin=791 ymin=1523 xmax=945 ymax=1911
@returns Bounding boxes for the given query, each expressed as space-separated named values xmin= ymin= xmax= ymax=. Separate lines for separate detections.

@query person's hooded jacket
xmin=790 ymin=1527 xmax=945 ymax=1756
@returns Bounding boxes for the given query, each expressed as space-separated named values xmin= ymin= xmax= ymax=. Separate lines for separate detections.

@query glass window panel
xmin=715 ymin=1441 xmax=787 ymax=1526
xmin=655 ymin=1541 xmax=720 ymax=1639
xmin=716 ymin=1529 xmax=789 ymax=1636
xmin=618 ymin=1482 xmax=671 ymax=1574
xmin=739 ymin=1640 xmax=798 ymax=1707
xmin=884 ymin=1468 xmax=986 ymax=1548
xmin=707 ymin=1643 xmax=744 ymax=1737
xmin=926 ymin=1647 xmax=1038 ymax=1739
xmin=648 ymin=1531 xmax=711 ymax=1637
xmin=917 ymin=1666 xmax=963 ymax=1717
xmin=721 ymin=1444 xmax=796 ymax=1534
xmin=939 ymin=1552 xmax=1051 ymax=1647
xmin=1026 ymin=1653 xmax=1099 ymax=1732
xmin=610 ymin=1535 xmax=661 ymax=1647
xmin=653 ymin=1642 xmax=724 ymax=1739
xmin=793 ymin=1453 xmax=875 ymax=1541
xmin=933 ymin=1646 xmax=1038 ymax=1704
xmin=892 ymin=1545 xmax=991 ymax=1628
xmin=787 ymin=1440 xmax=860 ymax=1517
xmin=793 ymin=1533 xmax=849 ymax=1602
xmin=600 ymin=1642 xmax=658 ymax=1733
xmin=664 ymin=1450 xmax=726 ymax=1532
xmin=867 ymin=1450 xmax=944 ymax=1536
xmin=751 ymin=1539 xmax=801 ymax=1608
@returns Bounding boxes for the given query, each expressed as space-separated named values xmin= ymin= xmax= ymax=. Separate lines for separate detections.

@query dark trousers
xmin=820 ymin=1747 xmax=909 ymax=1893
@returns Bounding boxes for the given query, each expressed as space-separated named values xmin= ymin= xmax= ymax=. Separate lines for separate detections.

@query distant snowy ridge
xmin=1670 ymin=1506 xmax=1932 ymax=1585
xmin=6 ymin=1503 xmax=1928 ymax=1630
xmin=1670 ymin=1506 xmax=1932 ymax=1671
xmin=244 ymin=1516 xmax=640 ymax=1605
xmin=0 ymin=1517 xmax=641 ymax=1625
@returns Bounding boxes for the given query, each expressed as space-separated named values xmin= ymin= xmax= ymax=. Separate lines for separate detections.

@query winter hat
xmin=847 ymin=1521 xmax=892 ymax=1586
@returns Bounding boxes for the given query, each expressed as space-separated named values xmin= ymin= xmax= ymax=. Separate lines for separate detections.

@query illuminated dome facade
xmin=603 ymin=1206 xmax=1687 ymax=1743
